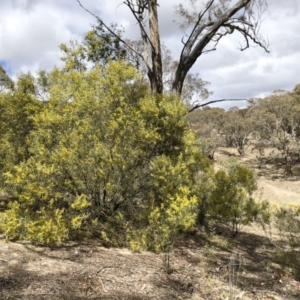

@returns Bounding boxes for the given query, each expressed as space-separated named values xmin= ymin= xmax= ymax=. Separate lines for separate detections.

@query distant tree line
xmin=188 ymin=83 xmax=300 ymax=175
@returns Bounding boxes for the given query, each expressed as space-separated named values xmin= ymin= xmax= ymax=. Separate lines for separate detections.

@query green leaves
xmin=3 ymin=60 xmax=202 ymax=247
xmin=0 ymin=75 xmax=44 ymax=189
xmin=206 ymin=161 xmax=267 ymax=237
xmin=0 ymin=65 xmax=14 ymax=92
xmin=59 ymin=23 xmax=126 ymax=73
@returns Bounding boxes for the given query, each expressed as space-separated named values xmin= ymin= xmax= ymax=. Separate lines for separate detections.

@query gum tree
xmin=77 ymin=0 xmax=269 ymax=107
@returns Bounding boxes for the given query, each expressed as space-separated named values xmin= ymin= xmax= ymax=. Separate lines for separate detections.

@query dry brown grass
xmin=1 ymin=225 xmax=300 ymax=299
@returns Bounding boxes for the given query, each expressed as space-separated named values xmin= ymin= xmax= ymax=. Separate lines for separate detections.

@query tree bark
xmin=172 ymin=0 xmax=253 ymax=95
xmin=148 ymin=0 xmax=163 ymax=94
xmin=78 ymin=0 xmax=269 ymax=97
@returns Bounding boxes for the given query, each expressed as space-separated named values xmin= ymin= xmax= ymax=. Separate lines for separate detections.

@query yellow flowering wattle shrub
xmin=4 ymin=61 xmax=209 ymax=248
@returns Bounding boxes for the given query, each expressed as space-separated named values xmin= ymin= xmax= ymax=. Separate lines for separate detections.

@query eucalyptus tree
xmin=255 ymin=89 xmax=300 ymax=175
xmin=223 ymin=107 xmax=254 ymax=156
xmin=77 ymin=0 xmax=269 ymax=108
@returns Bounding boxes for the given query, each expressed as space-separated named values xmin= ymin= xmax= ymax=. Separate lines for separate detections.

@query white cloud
xmin=0 ymin=0 xmax=96 ymax=74
xmin=12 ymin=0 xmax=41 ymax=11
xmin=0 ymin=0 xmax=299 ymax=109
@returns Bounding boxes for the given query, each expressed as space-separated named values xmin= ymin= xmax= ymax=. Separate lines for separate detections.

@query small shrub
xmin=216 ymin=237 xmax=234 ymax=251
xmin=271 ymin=248 xmax=299 ymax=279
xmin=205 ymin=245 xmax=216 ymax=259
xmin=273 ymin=206 xmax=300 ymax=248
xmin=269 ymin=205 xmax=300 ymax=280
xmin=207 ymin=162 xmax=270 ymax=237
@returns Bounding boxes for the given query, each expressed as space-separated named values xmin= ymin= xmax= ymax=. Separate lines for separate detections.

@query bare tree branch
xmin=188 ymin=98 xmax=248 ymax=113
xmin=76 ymin=0 xmax=149 ymax=67
xmin=173 ymin=0 xmax=269 ymax=95
xmin=123 ymin=0 xmax=154 ymax=50
xmin=180 ymin=0 xmax=215 ymax=59
xmin=223 ymin=23 xmax=269 ymax=52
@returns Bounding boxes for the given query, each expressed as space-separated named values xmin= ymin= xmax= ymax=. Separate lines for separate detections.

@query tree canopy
xmin=77 ymin=0 xmax=269 ymax=108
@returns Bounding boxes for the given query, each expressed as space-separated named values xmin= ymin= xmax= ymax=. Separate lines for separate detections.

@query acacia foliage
xmin=0 ymin=65 xmax=14 ymax=92
xmin=0 ymin=73 xmax=44 ymax=188
xmin=4 ymin=61 xmax=208 ymax=247
xmin=206 ymin=160 xmax=270 ymax=236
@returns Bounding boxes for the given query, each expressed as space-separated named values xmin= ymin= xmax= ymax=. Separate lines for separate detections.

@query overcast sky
xmin=0 ymin=0 xmax=299 ymax=109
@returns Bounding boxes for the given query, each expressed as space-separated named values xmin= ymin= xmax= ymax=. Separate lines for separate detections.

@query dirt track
xmin=216 ymin=146 xmax=300 ymax=206
xmin=256 ymin=178 xmax=300 ymax=206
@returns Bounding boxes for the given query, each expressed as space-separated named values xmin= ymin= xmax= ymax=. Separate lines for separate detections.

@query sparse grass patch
xmin=205 ymin=245 xmax=216 ymax=259
xmin=215 ymin=236 xmax=234 ymax=251
xmin=271 ymin=248 xmax=300 ymax=279
xmin=273 ymin=205 xmax=300 ymax=248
